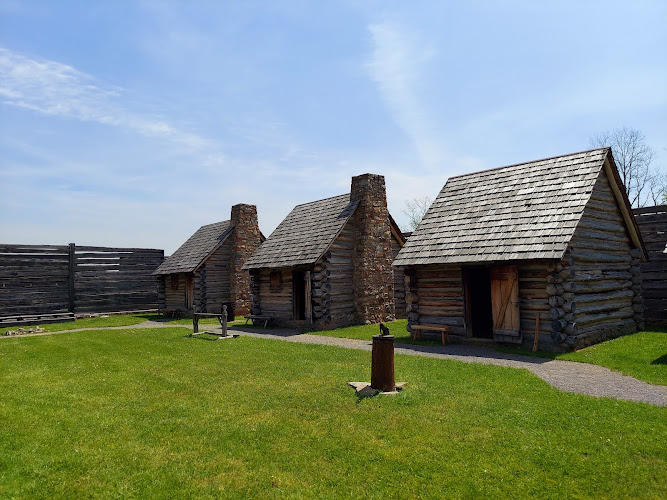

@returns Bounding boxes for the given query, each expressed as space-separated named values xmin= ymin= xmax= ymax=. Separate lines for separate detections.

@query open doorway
xmin=463 ymin=267 xmax=493 ymax=339
xmin=292 ymin=270 xmax=306 ymax=320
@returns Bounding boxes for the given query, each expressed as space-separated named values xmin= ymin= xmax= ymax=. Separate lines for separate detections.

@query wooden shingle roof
xmin=153 ymin=221 xmax=233 ymax=275
xmin=394 ymin=148 xmax=614 ymax=266
xmin=243 ymin=194 xmax=359 ymax=270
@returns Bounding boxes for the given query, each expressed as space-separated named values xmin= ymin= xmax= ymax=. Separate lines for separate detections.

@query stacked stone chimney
xmin=350 ymin=174 xmax=396 ymax=324
xmin=229 ymin=204 xmax=261 ymax=316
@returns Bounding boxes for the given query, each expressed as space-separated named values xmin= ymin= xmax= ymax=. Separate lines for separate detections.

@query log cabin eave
xmin=602 ymin=153 xmax=648 ymax=261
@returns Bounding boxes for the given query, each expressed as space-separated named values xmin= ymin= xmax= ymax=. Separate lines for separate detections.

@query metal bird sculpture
xmin=379 ymin=323 xmax=390 ymax=336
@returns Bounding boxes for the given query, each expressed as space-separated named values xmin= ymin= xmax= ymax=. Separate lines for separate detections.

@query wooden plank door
xmin=490 ymin=265 xmax=521 ymax=343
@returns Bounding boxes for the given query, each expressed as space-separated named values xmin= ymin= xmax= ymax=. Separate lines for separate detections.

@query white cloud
xmin=0 ymin=47 xmax=220 ymax=156
xmin=366 ymin=22 xmax=443 ymax=169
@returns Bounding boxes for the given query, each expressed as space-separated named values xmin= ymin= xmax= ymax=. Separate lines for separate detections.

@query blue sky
xmin=1 ymin=0 xmax=665 ymax=254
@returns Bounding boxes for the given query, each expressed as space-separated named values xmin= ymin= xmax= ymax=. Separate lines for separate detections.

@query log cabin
xmin=242 ymin=174 xmax=406 ymax=328
xmin=153 ymin=204 xmax=263 ymax=317
xmin=393 ymin=148 xmax=647 ymax=351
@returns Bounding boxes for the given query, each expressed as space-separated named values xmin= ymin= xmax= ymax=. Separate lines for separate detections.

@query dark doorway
xmin=463 ymin=267 xmax=493 ymax=339
xmin=292 ymin=271 xmax=306 ymax=320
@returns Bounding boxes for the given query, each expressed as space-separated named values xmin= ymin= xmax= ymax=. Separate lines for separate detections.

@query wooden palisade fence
xmin=0 ymin=243 xmax=164 ymax=325
xmin=633 ymin=205 xmax=667 ymax=327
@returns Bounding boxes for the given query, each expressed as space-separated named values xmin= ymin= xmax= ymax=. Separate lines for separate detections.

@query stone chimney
xmin=350 ymin=174 xmax=396 ymax=324
xmin=229 ymin=204 xmax=261 ymax=316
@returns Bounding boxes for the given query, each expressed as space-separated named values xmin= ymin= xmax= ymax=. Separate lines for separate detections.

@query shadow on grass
xmin=651 ymin=353 xmax=667 ymax=366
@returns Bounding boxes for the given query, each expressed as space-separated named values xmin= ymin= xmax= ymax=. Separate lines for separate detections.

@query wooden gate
xmin=490 ymin=265 xmax=521 ymax=343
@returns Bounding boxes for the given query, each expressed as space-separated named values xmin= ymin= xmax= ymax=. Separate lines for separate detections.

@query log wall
xmin=392 ymin=236 xmax=407 ymax=319
xmin=0 ymin=244 xmax=71 ymax=316
xmin=160 ymin=273 xmax=188 ymax=312
xmin=554 ymin=169 xmax=641 ymax=348
xmin=633 ymin=205 xmax=667 ymax=327
xmin=258 ymin=268 xmax=293 ymax=321
xmin=406 ymin=262 xmax=552 ymax=345
xmin=326 ymin=222 xmax=355 ymax=327
xmin=406 ymin=264 xmax=465 ymax=337
xmin=517 ymin=262 xmax=553 ymax=347
xmin=1 ymin=243 xmax=163 ymax=319
xmin=196 ymin=240 xmax=232 ymax=314
xmin=74 ymin=246 xmax=163 ymax=313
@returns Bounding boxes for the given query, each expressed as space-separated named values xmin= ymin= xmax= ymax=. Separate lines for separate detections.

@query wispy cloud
xmin=366 ymin=22 xmax=443 ymax=169
xmin=0 ymin=47 xmax=221 ymax=160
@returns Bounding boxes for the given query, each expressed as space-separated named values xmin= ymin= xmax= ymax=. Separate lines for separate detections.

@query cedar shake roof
xmin=153 ymin=221 xmax=233 ymax=275
xmin=243 ymin=194 xmax=359 ymax=270
xmin=394 ymin=148 xmax=625 ymax=266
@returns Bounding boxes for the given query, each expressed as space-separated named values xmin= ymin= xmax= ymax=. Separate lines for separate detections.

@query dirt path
xmin=4 ymin=321 xmax=666 ymax=406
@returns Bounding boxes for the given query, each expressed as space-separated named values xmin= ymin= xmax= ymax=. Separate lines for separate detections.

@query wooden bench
xmin=410 ymin=324 xmax=451 ymax=345
xmin=244 ymin=315 xmax=273 ymax=328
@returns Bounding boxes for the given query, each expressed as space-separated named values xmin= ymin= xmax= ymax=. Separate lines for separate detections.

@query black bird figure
xmin=379 ymin=323 xmax=390 ymax=336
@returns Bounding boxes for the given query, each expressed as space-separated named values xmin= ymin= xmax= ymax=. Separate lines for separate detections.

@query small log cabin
xmin=242 ymin=174 xmax=406 ymax=328
xmin=393 ymin=148 xmax=647 ymax=351
xmin=153 ymin=204 xmax=263 ymax=317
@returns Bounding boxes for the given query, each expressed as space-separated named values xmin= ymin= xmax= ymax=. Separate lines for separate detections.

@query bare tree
xmin=590 ymin=127 xmax=663 ymax=207
xmin=402 ymin=196 xmax=432 ymax=231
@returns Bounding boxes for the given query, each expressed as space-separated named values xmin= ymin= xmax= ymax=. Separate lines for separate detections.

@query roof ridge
xmin=292 ymin=192 xmax=349 ymax=209
xmin=199 ymin=219 xmax=231 ymax=228
xmin=448 ymin=147 xmax=609 ymax=181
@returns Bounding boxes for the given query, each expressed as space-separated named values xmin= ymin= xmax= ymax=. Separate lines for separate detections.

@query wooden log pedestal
xmin=371 ymin=334 xmax=395 ymax=392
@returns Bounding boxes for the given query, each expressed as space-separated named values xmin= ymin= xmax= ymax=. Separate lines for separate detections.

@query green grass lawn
xmin=11 ymin=314 xmax=249 ymax=333
xmin=16 ymin=313 xmax=163 ymax=332
xmin=311 ymin=318 xmax=438 ymax=346
xmin=494 ymin=331 xmax=667 ymax=386
xmin=1 ymin=328 xmax=665 ymax=498
xmin=557 ymin=331 xmax=667 ymax=385
xmin=316 ymin=320 xmax=667 ymax=386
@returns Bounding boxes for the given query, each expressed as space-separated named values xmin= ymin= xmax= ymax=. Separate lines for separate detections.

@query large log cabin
xmin=393 ymin=148 xmax=647 ymax=351
xmin=153 ymin=204 xmax=263 ymax=317
xmin=242 ymin=174 xmax=406 ymax=329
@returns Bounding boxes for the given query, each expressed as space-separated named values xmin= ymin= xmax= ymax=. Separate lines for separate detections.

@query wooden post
xmin=304 ymin=271 xmax=312 ymax=324
xmin=68 ymin=243 xmax=76 ymax=314
xmin=371 ymin=335 xmax=395 ymax=392
xmin=222 ymin=305 xmax=228 ymax=336
xmin=193 ymin=315 xmax=199 ymax=333
xmin=532 ymin=313 xmax=540 ymax=352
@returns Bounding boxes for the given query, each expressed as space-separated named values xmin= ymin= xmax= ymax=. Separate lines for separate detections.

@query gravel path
xmin=5 ymin=320 xmax=666 ymax=406
xmin=228 ymin=326 xmax=667 ymax=406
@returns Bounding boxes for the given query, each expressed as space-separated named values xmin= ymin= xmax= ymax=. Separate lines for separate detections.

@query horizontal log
xmin=575 ymin=308 xmax=635 ymax=327
xmin=418 ymin=290 xmax=464 ymax=299
xmin=585 ymin=198 xmax=619 ymax=214
xmin=577 ymin=217 xmax=626 ymax=233
xmin=519 ymin=302 xmax=550 ymax=312
xmin=568 ymin=270 xmax=633 ymax=282
xmin=562 ymin=280 xmax=632 ymax=294
xmin=569 ymin=238 xmax=631 ymax=253
xmin=575 ymin=299 xmax=633 ymax=316
xmin=570 ymin=251 xmax=632 ymax=264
